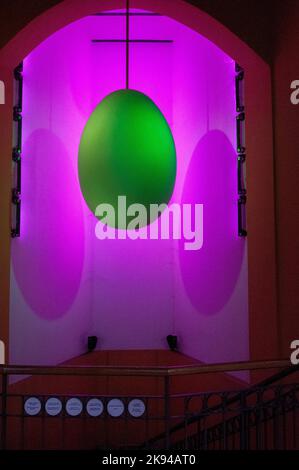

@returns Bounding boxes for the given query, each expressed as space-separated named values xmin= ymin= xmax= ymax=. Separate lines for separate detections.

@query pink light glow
xmin=10 ymin=10 xmax=248 ymax=365
xmin=179 ymin=130 xmax=245 ymax=315
xmin=12 ymin=129 xmax=85 ymax=320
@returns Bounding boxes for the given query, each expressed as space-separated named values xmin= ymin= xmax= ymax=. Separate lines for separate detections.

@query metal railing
xmin=147 ymin=365 xmax=299 ymax=449
xmin=0 ymin=359 xmax=298 ymax=450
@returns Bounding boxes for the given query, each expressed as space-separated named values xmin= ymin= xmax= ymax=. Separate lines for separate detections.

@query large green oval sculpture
xmin=78 ymin=89 xmax=176 ymax=229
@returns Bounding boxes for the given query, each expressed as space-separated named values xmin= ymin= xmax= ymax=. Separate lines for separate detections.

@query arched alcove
xmin=0 ymin=0 xmax=277 ymax=365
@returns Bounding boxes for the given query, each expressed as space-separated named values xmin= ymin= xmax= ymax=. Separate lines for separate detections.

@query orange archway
xmin=0 ymin=0 xmax=277 ymax=364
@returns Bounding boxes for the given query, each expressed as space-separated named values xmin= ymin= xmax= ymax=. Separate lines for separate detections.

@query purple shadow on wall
xmin=179 ymin=130 xmax=245 ymax=316
xmin=12 ymin=129 xmax=85 ymax=320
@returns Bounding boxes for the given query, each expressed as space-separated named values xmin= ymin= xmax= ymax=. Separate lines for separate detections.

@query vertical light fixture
xmin=11 ymin=62 xmax=23 ymax=238
xmin=235 ymin=63 xmax=247 ymax=237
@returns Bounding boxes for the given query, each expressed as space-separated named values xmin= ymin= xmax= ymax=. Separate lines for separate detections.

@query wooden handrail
xmin=0 ymin=359 xmax=291 ymax=377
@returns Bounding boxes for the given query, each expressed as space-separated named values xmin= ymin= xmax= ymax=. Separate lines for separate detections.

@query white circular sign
xmin=107 ymin=399 xmax=124 ymax=417
xmin=66 ymin=398 xmax=83 ymax=417
xmin=128 ymin=399 xmax=146 ymax=418
xmin=45 ymin=397 xmax=62 ymax=416
xmin=86 ymin=398 xmax=104 ymax=417
xmin=24 ymin=397 xmax=41 ymax=416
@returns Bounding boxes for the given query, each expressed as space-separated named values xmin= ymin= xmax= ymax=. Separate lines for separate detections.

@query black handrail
xmin=141 ymin=364 xmax=299 ymax=448
xmin=173 ymin=382 xmax=299 ymax=449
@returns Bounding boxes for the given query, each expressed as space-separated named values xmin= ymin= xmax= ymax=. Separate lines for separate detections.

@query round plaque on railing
xmin=45 ymin=397 xmax=62 ymax=416
xmin=66 ymin=398 xmax=83 ymax=417
xmin=107 ymin=399 xmax=124 ymax=417
xmin=24 ymin=397 xmax=42 ymax=416
xmin=128 ymin=399 xmax=146 ymax=418
xmin=86 ymin=398 xmax=104 ymax=417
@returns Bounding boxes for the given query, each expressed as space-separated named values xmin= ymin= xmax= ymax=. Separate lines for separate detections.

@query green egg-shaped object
xmin=78 ymin=89 xmax=177 ymax=229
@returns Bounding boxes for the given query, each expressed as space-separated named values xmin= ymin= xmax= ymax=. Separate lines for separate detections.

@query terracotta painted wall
xmin=273 ymin=0 xmax=299 ymax=356
xmin=0 ymin=0 xmax=275 ymax=63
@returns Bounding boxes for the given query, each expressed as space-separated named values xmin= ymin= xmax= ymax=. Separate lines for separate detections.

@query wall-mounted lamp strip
xmin=236 ymin=112 xmax=245 ymax=154
xmin=11 ymin=62 xmax=23 ymax=238
xmin=235 ymin=70 xmax=245 ymax=113
xmin=238 ymin=154 xmax=246 ymax=195
xmin=235 ymin=63 xmax=247 ymax=237
xmin=238 ymin=195 xmax=247 ymax=237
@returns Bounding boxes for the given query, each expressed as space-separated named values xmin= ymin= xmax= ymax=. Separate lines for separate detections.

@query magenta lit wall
xmin=9 ymin=10 xmax=248 ymax=366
